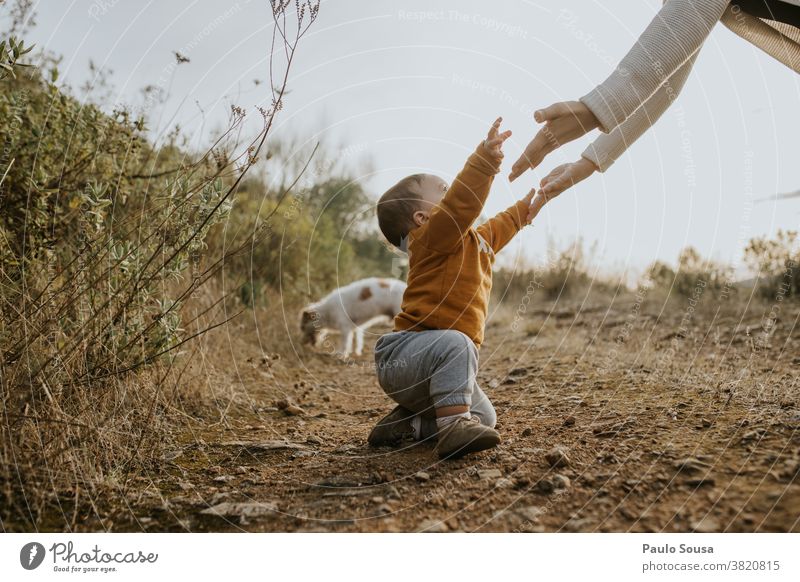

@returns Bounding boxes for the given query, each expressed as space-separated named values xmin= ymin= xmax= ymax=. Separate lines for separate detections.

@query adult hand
xmin=539 ymin=158 xmax=598 ymax=200
xmin=526 ymin=190 xmax=548 ymax=224
xmin=508 ymin=101 xmax=600 ymax=182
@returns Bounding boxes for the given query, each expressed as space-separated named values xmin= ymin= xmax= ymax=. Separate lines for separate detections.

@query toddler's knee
xmin=438 ymin=330 xmax=477 ymax=364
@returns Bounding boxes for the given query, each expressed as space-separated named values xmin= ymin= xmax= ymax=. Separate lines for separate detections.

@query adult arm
xmin=510 ymin=0 xmax=728 ymax=182
xmin=580 ymin=0 xmax=729 ymax=132
xmin=537 ymin=49 xmax=699 ymax=198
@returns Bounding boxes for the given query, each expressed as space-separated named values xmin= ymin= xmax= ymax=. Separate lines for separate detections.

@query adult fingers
xmin=540 ymin=164 xmax=568 ymax=189
xmin=540 ymin=173 xmax=573 ymax=198
xmin=533 ymin=102 xmax=571 ymax=124
xmin=509 ymin=130 xmax=553 ymax=181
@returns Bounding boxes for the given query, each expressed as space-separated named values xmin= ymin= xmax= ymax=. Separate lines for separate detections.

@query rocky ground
xmin=43 ymin=295 xmax=800 ymax=532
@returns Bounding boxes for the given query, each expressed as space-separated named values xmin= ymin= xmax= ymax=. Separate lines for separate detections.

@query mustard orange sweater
xmin=394 ymin=142 xmax=530 ymax=347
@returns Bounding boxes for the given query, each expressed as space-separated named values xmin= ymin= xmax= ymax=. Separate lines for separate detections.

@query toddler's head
xmin=377 ymin=173 xmax=448 ymax=248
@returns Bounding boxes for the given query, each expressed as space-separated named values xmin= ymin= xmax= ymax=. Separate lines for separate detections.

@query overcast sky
xmin=16 ymin=0 xmax=800 ymax=276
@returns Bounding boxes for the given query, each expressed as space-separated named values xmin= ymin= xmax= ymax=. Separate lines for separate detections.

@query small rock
xmin=674 ymin=457 xmax=710 ymax=474
xmin=371 ymin=496 xmax=385 ymax=503
xmin=414 ymin=471 xmax=431 ymax=482
xmin=495 ymin=478 xmax=513 ymax=489
xmin=515 ymin=506 xmax=544 ymax=522
xmin=276 ymin=398 xmax=305 ymax=416
xmin=417 ymin=518 xmax=448 ymax=533
xmin=552 ymin=474 xmax=571 ymax=489
xmin=221 ymin=440 xmax=309 ymax=452
xmin=545 ymin=446 xmax=571 ymax=468
xmin=563 ymin=416 xmax=576 ymax=427
xmin=284 ymin=404 xmax=305 ymax=416
xmin=385 ymin=485 xmax=402 ymax=500
xmin=513 ymin=477 xmax=530 ymax=489
xmin=478 ymin=469 xmax=502 ymax=480
xmin=509 ymin=367 xmax=528 ymax=377
xmin=201 ymin=501 xmax=278 ymax=525
xmin=306 ymin=435 xmax=323 ymax=445
xmin=597 ymin=453 xmax=619 ymax=464
xmin=690 ymin=515 xmax=721 ymax=533
xmin=701 ymin=418 xmax=712 ymax=428
xmin=376 ymin=504 xmax=393 ymax=515
xmin=685 ymin=476 xmax=715 ymax=487
xmin=209 ymin=492 xmax=229 ymax=505
xmin=521 ymin=427 xmax=533 ymax=437
xmin=535 ymin=478 xmax=554 ymax=494
xmin=563 ymin=517 xmax=592 ymax=532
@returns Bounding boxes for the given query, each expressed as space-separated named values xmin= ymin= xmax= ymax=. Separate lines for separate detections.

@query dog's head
xmin=299 ymin=306 xmax=321 ymax=345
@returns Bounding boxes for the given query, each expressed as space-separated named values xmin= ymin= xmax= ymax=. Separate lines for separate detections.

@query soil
xmin=47 ymin=297 xmax=800 ymax=532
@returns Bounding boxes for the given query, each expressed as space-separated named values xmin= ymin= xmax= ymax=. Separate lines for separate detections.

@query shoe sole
xmin=437 ymin=432 xmax=500 ymax=459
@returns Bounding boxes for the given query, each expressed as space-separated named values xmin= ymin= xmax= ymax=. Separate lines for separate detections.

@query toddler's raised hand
xmin=483 ymin=117 xmax=512 ymax=161
xmin=525 ymin=189 xmax=548 ymax=224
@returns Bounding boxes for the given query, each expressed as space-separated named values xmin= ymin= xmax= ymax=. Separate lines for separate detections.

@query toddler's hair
xmin=377 ymin=174 xmax=425 ymax=248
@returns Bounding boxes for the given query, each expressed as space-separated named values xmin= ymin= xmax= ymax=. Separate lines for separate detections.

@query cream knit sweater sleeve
xmin=582 ymin=49 xmax=699 ymax=172
xmin=580 ymin=0 xmax=730 ymax=132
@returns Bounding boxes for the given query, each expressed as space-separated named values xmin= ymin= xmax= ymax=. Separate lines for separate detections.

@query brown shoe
xmin=367 ymin=405 xmax=415 ymax=446
xmin=435 ymin=416 xmax=500 ymax=459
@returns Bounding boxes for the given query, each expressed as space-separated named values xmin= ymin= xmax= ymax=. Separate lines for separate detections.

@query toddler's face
xmin=412 ymin=174 xmax=449 ymax=226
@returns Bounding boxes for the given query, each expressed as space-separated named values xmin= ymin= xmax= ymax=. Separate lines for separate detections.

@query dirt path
xmin=115 ymin=300 xmax=799 ymax=532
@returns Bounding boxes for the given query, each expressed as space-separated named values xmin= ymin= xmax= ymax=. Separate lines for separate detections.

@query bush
xmin=645 ymin=247 xmax=732 ymax=299
xmin=744 ymin=230 xmax=799 ymax=299
xmin=0 ymin=1 xmax=321 ymax=529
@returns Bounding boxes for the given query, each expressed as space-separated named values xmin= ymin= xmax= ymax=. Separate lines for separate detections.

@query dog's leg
xmin=354 ymin=327 xmax=364 ymax=356
xmin=340 ymin=329 xmax=353 ymax=358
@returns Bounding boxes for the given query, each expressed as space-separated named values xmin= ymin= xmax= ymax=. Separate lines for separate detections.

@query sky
xmin=13 ymin=0 xmax=800 ymax=277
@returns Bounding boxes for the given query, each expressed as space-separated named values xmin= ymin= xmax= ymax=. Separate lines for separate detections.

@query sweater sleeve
xmin=719 ymin=5 xmax=800 ymax=72
xmin=582 ymin=48 xmax=699 ymax=172
xmin=580 ymin=0 xmax=729 ymax=133
xmin=475 ymin=199 xmax=529 ymax=253
xmin=417 ymin=142 xmax=501 ymax=253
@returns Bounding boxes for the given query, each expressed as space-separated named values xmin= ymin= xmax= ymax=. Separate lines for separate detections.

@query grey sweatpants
xmin=374 ymin=329 xmax=496 ymax=440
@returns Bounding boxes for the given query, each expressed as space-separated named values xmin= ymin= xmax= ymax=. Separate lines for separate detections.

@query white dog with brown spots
xmin=300 ymin=277 xmax=406 ymax=357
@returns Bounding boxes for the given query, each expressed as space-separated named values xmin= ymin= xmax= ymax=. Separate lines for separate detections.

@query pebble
xmin=545 ymin=446 xmax=571 ymax=468
xmin=414 ymin=471 xmax=431 ymax=482
xmin=201 ymin=501 xmax=278 ymax=525
xmin=276 ymin=398 xmax=305 ymax=416
xmin=690 ymin=516 xmax=721 ymax=533
xmin=385 ymin=485 xmax=402 ymax=500
xmin=563 ymin=416 xmax=576 ymax=427
xmin=515 ymin=506 xmax=544 ymax=522
xmin=521 ymin=428 xmax=533 ymax=437
xmin=478 ymin=469 xmax=502 ymax=480
xmin=495 ymin=478 xmax=514 ymax=489
xmin=675 ymin=457 xmax=710 ymax=474
xmin=535 ymin=478 xmax=554 ymax=494
xmin=552 ymin=474 xmax=571 ymax=490
xmin=417 ymin=518 xmax=449 ymax=533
